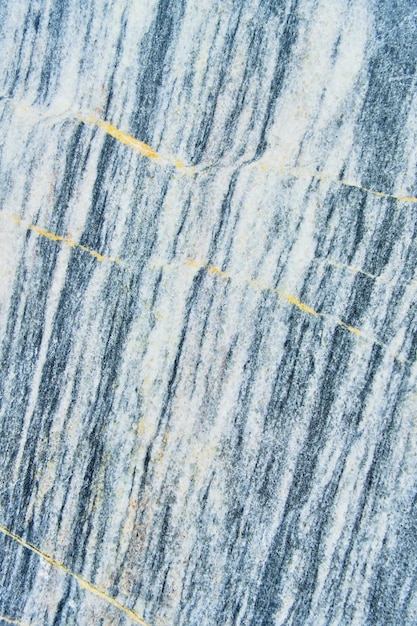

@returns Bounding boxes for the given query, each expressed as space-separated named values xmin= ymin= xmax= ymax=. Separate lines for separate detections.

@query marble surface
xmin=0 ymin=1 xmax=417 ymax=624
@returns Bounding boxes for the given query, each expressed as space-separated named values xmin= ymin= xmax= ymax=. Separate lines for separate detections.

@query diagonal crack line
xmin=0 ymin=616 xmax=29 ymax=626
xmin=2 ymin=205 xmax=409 ymax=365
xmin=0 ymin=211 xmax=120 ymax=264
xmin=5 ymin=207 xmax=416 ymax=294
xmin=158 ymin=258 xmax=409 ymax=365
xmin=81 ymin=112 xmax=417 ymax=202
xmin=2 ymin=207 xmax=410 ymax=364
xmin=3 ymin=206 xmax=413 ymax=292
xmin=2 ymin=95 xmax=417 ymax=202
xmin=76 ymin=114 xmax=197 ymax=175
xmin=0 ymin=523 xmax=150 ymax=626
xmin=256 ymin=161 xmax=417 ymax=204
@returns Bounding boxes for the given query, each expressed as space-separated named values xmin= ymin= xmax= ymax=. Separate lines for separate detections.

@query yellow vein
xmin=5 ymin=204 xmax=396 ymax=288
xmin=0 ymin=523 xmax=150 ymax=626
xmin=75 ymin=111 xmax=416 ymax=203
xmin=2 ymin=96 xmax=416 ymax=201
xmin=2 ymin=205 xmax=409 ymax=298
xmin=76 ymin=114 xmax=417 ymax=202
xmin=258 ymin=162 xmax=417 ymax=204
xmin=323 ymin=258 xmax=417 ymax=289
xmin=182 ymin=259 xmax=407 ymax=363
xmin=76 ymin=114 xmax=196 ymax=175
xmin=321 ymin=258 xmax=380 ymax=280
xmin=1 ymin=207 xmax=407 ymax=363
xmin=0 ymin=616 xmax=29 ymax=626
xmin=0 ymin=211 xmax=120 ymax=264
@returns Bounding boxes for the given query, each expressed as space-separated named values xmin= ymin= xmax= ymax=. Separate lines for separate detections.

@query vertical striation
xmin=0 ymin=0 xmax=416 ymax=624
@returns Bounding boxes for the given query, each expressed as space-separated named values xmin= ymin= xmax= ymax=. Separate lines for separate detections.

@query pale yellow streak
xmin=179 ymin=257 xmax=406 ymax=363
xmin=310 ymin=166 xmax=417 ymax=204
xmin=323 ymin=258 xmax=380 ymax=281
xmin=0 ymin=523 xmax=150 ymax=626
xmin=337 ymin=321 xmax=362 ymax=336
xmin=74 ymin=112 xmax=417 ymax=201
xmin=2 ymin=96 xmax=416 ymax=199
xmin=0 ymin=616 xmax=28 ymax=626
xmin=187 ymin=258 xmax=361 ymax=331
xmin=207 ymin=264 xmax=228 ymax=279
xmin=259 ymin=162 xmax=417 ymax=204
xmin=185 ymin=259 xmax=202 ymax=269
xmin=1 ymin=207 xmax=404 ymax=361
xmin=0 ymin=211 xmax=120 ymax=264
xmin=78 ymin=113 xmax=417 ymax=200
xmin=340 ymin=178 xmax=417 ymax=204
xmin=279 ymin=292 xmax=319 ymax=317
xmin=76 ymin=114 xmax=194 ymax=174
xmin=77 ymin=115 xmax=158 ymax=158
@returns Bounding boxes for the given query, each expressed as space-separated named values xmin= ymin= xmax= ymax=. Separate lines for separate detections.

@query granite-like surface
xmin=0 ymin=1 xmax=417 ymax=624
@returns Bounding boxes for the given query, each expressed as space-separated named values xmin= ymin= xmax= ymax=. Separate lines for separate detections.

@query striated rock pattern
xmin=0 ymin=0 xmax=416 ymax=624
